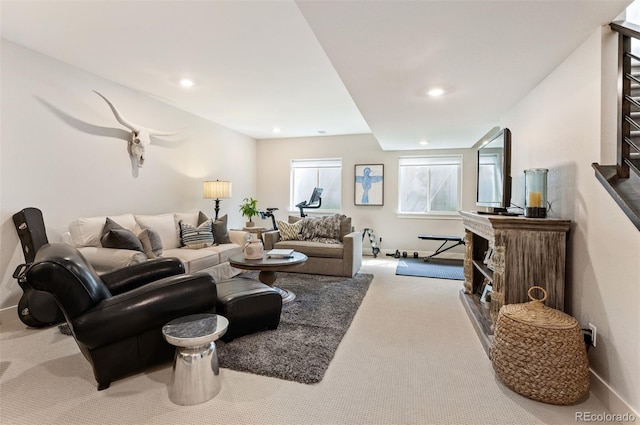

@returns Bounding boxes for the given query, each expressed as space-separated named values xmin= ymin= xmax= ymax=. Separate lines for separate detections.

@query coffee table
xmin=229 ymin=251 xmax=307 ymax=304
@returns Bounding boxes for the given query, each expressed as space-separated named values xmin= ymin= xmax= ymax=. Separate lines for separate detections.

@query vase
xmin=243 ymin=238 xmax=263 ymax=259
xmin=245 ymin=221 xmax=255 ymax=228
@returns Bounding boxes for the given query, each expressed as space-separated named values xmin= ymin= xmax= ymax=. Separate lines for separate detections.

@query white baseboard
xmin=589 ymin=369 xmax=639 ymax=418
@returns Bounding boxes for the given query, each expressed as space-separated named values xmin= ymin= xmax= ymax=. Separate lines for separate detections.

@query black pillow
xmin=213 ymin=214 xmax=231 ymax=244
xmin=101 ymin=217 xmax=144 ymax=252
xmin=199 ymin=211 xmax=231 ymax=244
xmin=198 ymin=211 xmax=210 ymax=226
xmin=138 ymin=228 xmax=163 ymax=258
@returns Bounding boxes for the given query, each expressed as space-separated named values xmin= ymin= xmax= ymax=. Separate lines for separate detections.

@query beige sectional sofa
xmin=263 ymin=215 xmax=362 ymax=277
xmin=62 ymin=212 xmax=247 ymax=281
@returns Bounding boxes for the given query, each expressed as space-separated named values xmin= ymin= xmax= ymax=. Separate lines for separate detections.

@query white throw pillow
xmin=135 ymin=214 xmax=180 ymax=250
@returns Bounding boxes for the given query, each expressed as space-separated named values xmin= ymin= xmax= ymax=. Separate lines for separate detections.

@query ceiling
xmin=0 ymin=1 xmax=631 ymax=150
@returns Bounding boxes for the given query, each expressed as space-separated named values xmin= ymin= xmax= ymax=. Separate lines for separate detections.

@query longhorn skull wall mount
xmin=93 ymin=90 xmax=180 ymax=177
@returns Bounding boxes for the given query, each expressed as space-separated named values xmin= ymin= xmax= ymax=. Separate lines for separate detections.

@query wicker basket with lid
xmin=490 ymin=286 xmax=589 ymax=405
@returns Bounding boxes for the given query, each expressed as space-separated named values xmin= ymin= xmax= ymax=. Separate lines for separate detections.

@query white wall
xmin=0 ymin=40 xmax=257 ymax=310
xmin=501 ymin=27 xmax=640 ymax=413
xmin=255 ymin=134 xmax=476 ymax=257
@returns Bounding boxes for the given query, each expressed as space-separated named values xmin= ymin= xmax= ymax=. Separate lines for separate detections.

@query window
xmin=398 ymin=155 xmax=462 ymax=214
xmin=290 ymin=158 xmax=342 ymax=211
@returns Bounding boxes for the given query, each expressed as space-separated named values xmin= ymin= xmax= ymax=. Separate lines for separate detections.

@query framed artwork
xmin=480 ymin=283 xmax=493 ymax=304
xmin=483 ymin=248 xmax=493 ymax=265
xmin=354 ymin=164 xmax=384 ymax=206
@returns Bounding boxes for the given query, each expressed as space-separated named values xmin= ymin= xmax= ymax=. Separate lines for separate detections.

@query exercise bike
xmin=295 ymin=187 xmax=323 ymax=217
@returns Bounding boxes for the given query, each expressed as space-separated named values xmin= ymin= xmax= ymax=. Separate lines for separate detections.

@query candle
xmin=528 ymin=191 xmax=542 ymax=208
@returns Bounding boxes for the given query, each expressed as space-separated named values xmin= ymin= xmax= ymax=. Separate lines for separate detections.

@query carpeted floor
xmin=217 ymin=271 xmax=373 ymax=384
xmin=395 ymin=257 xmax=464 ymax=280
xmin=0 ymin=258 xmax=622 ymax=425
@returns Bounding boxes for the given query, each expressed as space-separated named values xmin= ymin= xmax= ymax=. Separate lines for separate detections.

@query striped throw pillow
xmin=277 ymin=220 xmax=302 ymax=241
xmin=179 ymin=220 xmax=214 ymax=249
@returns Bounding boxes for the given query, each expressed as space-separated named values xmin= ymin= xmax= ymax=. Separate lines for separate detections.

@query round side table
xmin=162 ymin=313 xmax=228 ymax=406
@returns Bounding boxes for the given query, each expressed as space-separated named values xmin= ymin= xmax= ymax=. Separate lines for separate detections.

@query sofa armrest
xmin=228 ymin=230 xmax=249 ymax=245
xmin=101 ymin=257 xmax=185 ymax=295
xmin=342 ymin=231 xmax=362 ymax=277
xmin=77 ymin=247 xmax=147 ymax=274
xmin=263 ymin=230 xmax=280 ymax=250
xmin=72 ymin=273 xmax=217 ymax=349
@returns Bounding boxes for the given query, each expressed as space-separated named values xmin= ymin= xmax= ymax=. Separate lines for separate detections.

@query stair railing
xmin=611 ymin=21 xmax=640 ymax=179
xmin=591 ymin=22 xmax=640 ymax=231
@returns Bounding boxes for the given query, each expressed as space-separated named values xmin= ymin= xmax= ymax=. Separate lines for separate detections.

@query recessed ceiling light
xmin=420 ymin=140 xmax=429 ymax=145
xmin=427 ymin=88 xmax=445 ymax=97
xmin=179 ymin=78 xmax=194 ymax=88
xmin=273 ymin=127 xmax=281 ymax=133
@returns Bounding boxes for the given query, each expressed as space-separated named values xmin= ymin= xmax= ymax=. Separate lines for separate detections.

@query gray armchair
xmin=263 ymin=215 xmax=362 ymax=277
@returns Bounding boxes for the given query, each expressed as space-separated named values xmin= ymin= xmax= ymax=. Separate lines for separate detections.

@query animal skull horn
xmin=93 ymin=90 xmax=179 ymax=169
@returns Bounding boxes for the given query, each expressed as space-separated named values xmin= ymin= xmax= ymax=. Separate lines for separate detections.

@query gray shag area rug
xmin=216 ymin=271 xmax=373 ymax=384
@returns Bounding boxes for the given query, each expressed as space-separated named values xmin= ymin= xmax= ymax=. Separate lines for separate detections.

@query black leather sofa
xmin=26 ymin=243 xmax=218 ymax=390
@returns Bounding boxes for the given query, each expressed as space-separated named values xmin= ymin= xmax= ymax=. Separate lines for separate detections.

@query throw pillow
xmin=179 ymin=220 xmax=214 ymax=249
xmin=174 ymin=212 xmax=199 ymax=246
xmin=100 ymin=218 xmax=144 ymax=251
xmin=300 ymin=215 xmax=342 ymax=241
xmin=277 ymin=220 xmax=303 ymax=241
xmin=212 ymin=214 xmax=231 ymax=244
xmin=339 ymin=215 xmax=352 ymax=242
xmin=138 ymin=228 xmax=163 ymax=258
xmin=197 ymin=211 xmax=210 ymax=226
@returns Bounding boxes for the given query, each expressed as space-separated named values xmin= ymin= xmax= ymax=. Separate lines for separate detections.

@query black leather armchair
xmin=26 ymin=243 xmax=217 ymax=390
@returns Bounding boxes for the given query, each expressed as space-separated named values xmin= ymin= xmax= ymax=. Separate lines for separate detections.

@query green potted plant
xmin=239 ymin=197 xmax=259 ymax=227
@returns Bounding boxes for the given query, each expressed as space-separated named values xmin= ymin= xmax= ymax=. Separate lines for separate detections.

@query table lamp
xmin=203 ymin=180 xmax=232 ymax=220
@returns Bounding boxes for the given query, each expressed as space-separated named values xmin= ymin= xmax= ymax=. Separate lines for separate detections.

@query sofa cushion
xmin=277 ymin=220 xmax=302 ymax=241
xmin=100 ymin=218 xmax=144 ymax=252
xmin=274 ymin=240 xmax=344 ymax=259
xmin=69 ymin=214 xmax=138 ymax=247
xmin=163 ymin=248 xmax=220 ymax=274
xmin=138 ymin=228 xmax=163 ymax=259
xmin=206 ymin=243 xmax=243 ymax=263
xmin=135 ymin=214 xmax=180 ymax=250
xmin=179 ymin=220 xmax=214 ymax=249
xmin=174 ymin=212 xmax=199 ymax=228
xmin=77 ymin=246 xmax=148 ymax=273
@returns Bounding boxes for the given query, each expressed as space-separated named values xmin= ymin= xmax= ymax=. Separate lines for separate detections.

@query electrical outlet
xmin=588 ymin=323 xmax=597 ymax=347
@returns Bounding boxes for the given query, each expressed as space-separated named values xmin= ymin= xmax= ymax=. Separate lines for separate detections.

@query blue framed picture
xmin=354 ymin=164 xmax=384 ymax=206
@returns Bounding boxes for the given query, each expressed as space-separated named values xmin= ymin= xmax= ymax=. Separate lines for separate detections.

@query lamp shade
xmin=203 ymin=180 xmax=232 ymax=199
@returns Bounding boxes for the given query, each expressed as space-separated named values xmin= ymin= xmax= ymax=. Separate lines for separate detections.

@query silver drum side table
xmin=162 ymin=313 xmax=229 ymax=406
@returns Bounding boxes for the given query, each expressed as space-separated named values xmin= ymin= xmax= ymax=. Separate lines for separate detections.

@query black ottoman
xmin=215 ymin=277 xmax=283 ymax=342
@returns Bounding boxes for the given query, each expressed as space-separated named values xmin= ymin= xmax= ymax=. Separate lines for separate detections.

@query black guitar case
xmin=12 ymin=207 xmax=65 ymax=327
